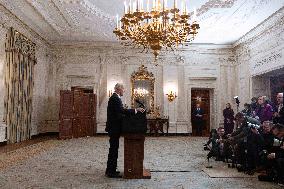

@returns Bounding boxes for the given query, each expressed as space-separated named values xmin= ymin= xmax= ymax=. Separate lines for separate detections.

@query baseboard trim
xmin=0 ymin=141 xmax=7 ymax=146
xmin=31 ymin=132 xmax=59 ymax=139
xmin=95 ymin=133 xmax=192 ymax=136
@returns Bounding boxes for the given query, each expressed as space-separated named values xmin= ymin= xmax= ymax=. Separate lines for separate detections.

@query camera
xmin=273 ymin=138 xmax=281 ymax=147
xmin=245 ymin=116 xmax=261 ymax=129
xmin=234 ymin=96 xmax=240 ymax=105
xmin=259 ymin=150 xmax=268 ymax=164
xmin=247 ymin=122 xmax=261 ymax=129
xmin=204 ymin=144 xmax=210 ymax=151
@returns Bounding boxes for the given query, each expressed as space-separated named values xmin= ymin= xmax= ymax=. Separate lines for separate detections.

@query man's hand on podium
xmin=136 ymin=108 xmax=145 ymax=113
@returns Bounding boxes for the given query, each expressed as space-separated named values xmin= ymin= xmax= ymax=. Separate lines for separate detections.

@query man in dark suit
xmin=274 ymin=93 xmax=284 ymax=124
xmin=192 ymin=104 xmax=205 ymax=136
xmin=105 ymin=83 xmax=144 ymax=178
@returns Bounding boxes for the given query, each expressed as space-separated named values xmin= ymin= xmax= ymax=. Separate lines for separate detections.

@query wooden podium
xmin=123 ymin=134 xmax=151 ymax=179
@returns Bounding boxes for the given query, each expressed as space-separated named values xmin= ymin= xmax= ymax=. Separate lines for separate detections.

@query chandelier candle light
xmin=134 ymin=87 xmax=149 ymax=98
xmin=113 ymin=0 xmax=200 ymax=63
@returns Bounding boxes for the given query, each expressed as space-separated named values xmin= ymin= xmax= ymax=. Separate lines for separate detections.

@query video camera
xmin=247 ymin=122 xmax=261 ymax=129
xmin=273 ymin=138 xmax=282 ymax=147
xmin=234 ymin=96 xmax=240 ymax=105
xmin=245 ymin=116 xmax=261 ymax=129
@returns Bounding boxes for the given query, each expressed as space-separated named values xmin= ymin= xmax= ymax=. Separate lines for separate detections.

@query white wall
xmin=50 ymin=44 xmax=236 ymax=133
xmin=0 ymin=4 xmax=283 ymax=138
xmin=235 ymin=7 xmax=284 ymax=105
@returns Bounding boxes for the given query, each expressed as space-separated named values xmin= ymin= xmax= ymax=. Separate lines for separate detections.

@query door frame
xmin=190 ymin=89 xmax=211 ymax=136
xmin=187 ymin=85 xmax=217 ymax=135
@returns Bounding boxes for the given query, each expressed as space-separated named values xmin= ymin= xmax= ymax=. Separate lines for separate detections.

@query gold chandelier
xmin=113 ymin=0 xmax=200 ymax=62
xmin=133 ymin=87 xmax=149 ymax=98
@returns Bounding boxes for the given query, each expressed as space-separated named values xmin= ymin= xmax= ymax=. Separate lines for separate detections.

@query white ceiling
xmin=0 ymin=0 xmax=283 ymax=45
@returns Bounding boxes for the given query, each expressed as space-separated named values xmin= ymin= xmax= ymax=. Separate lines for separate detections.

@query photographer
xmin=226 ymin=113 xmax=262 ymax=174
xmin=241 ymin=103 xmax=252 ymax=117
xmin=206 ymin=127 xmax=227 ymax=161
xmin=223 ymin=113 xmax=249 ymax=168
xmin=250 ymin=97 xmax=258 ymax=116
xmin=227 ymin=113 xmax=250 ymax=144
xmin=258 ymin=124 xmax=284 ymax=186
xmin=204 ymin=129 xmax=218 ymax=150
xmin=259 ymin=121 xmax=274 ymax=153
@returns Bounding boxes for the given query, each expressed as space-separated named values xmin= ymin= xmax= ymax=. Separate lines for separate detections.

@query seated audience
xmin=205 ymin=101 xmax=283 ymax=186
xmin=205 ymin=127 xmax=227 ymax=161
xmin=258 ymin=124 xmax=284 ymax=186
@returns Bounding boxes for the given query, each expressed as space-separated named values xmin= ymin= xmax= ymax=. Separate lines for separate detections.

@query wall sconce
xmin=166 ymin=91 xmax=177 ymax=102
xmin=108 ymin=90 xmax=113 ymax=97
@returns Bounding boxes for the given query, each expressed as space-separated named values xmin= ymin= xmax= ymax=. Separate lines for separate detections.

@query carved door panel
xmin=73 ymin=91 xmax=96 ymax=137
xmin=191 ymin=89 xmax=210 ymax=136
xmin=59 ymin=89 xmax=97 ymax=139
xmin=59 ymin=90 xmax=73 ymax=139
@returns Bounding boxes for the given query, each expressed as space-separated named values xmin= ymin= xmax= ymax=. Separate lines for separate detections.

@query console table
xmin=147 ymin=118 xmax=169 ymax=136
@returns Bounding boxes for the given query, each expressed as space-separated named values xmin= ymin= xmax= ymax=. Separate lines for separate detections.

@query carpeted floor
xmin=0 ymin=136 xmax=281 ymax=189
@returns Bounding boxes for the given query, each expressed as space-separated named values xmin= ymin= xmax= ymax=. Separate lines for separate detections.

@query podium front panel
xmin=124 ymin=134 xmax=145 ymax=179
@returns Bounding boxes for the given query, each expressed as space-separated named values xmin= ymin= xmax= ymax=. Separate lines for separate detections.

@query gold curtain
xmin=4 ymin=28 xmax=36 ymax=143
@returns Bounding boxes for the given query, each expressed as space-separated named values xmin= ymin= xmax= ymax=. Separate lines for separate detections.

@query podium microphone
xmin=135 ymin=99 xmax=145 ymax=108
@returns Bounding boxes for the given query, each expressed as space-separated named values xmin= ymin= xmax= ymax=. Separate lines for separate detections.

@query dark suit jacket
xmin=106 ymin=93 xmax=135 ymax=135
xmin=192 ymin=108 xmax=204 ymax=121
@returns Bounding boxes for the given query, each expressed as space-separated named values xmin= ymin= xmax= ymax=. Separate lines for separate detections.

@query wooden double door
xmin=191 ymin=89 xmax=210 ymax=136
xmin=59 ymin=88 xmax=97 ymax=139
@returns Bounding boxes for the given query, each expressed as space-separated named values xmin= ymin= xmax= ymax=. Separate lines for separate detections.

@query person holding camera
xmin=259 ymin=121 xmax=275 ymax=153
xmin=206 ymin=127 xmax=227 ymax=161
xmin=250 ymin=97 xmax=258 ymax=113
xmin=241 ymin=103 xmax=252 ymax=117
xmin=227 ymin=113 xmax=250 ymax=144
xmin=226 ymin=113 xmax=263 ymax=174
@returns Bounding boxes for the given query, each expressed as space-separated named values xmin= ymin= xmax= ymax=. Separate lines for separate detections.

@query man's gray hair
xmin=114 ymin=83 xmax=124 ymax=91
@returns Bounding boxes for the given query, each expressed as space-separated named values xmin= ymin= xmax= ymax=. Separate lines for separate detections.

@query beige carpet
xmin=202 ymin=161 xmax=258 ymax=178
xmin=0 ymin=140 xmax=60 ymax=170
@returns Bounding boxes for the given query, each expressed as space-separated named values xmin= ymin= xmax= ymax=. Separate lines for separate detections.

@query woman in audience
xmin=223 ymin=103 xmax=235 ymax=135
xmin=255 ymin=96 xmax=273 ymax=123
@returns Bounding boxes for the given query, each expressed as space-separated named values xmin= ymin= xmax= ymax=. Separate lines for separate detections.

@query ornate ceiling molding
xmin=234 ymin=6 xmax=284 ymax=48
xmin=195 ymin=0 xmax=238 ymax=17
xmin=24 ymin=0 xmax=73 ymax=35
xmin=78 ymin=0 xmax=114 ymax=23
xmin=0 ymin=3 xmax=50 ymax=46
xmin=2 ymin=0 xmax=282 ymax=45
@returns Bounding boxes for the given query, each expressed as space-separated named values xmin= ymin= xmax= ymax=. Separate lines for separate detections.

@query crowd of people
xmin=204 ymin=93 xmax=284 ymax=186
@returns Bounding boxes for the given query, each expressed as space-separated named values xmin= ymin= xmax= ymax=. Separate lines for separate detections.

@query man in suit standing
xmin=192 ymin=104 xmax=205 ymax=136
xmin=274 ymin=93 xmax=284 ymax=124
xmin=105 ymin=83 xmax=144 ymax=178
